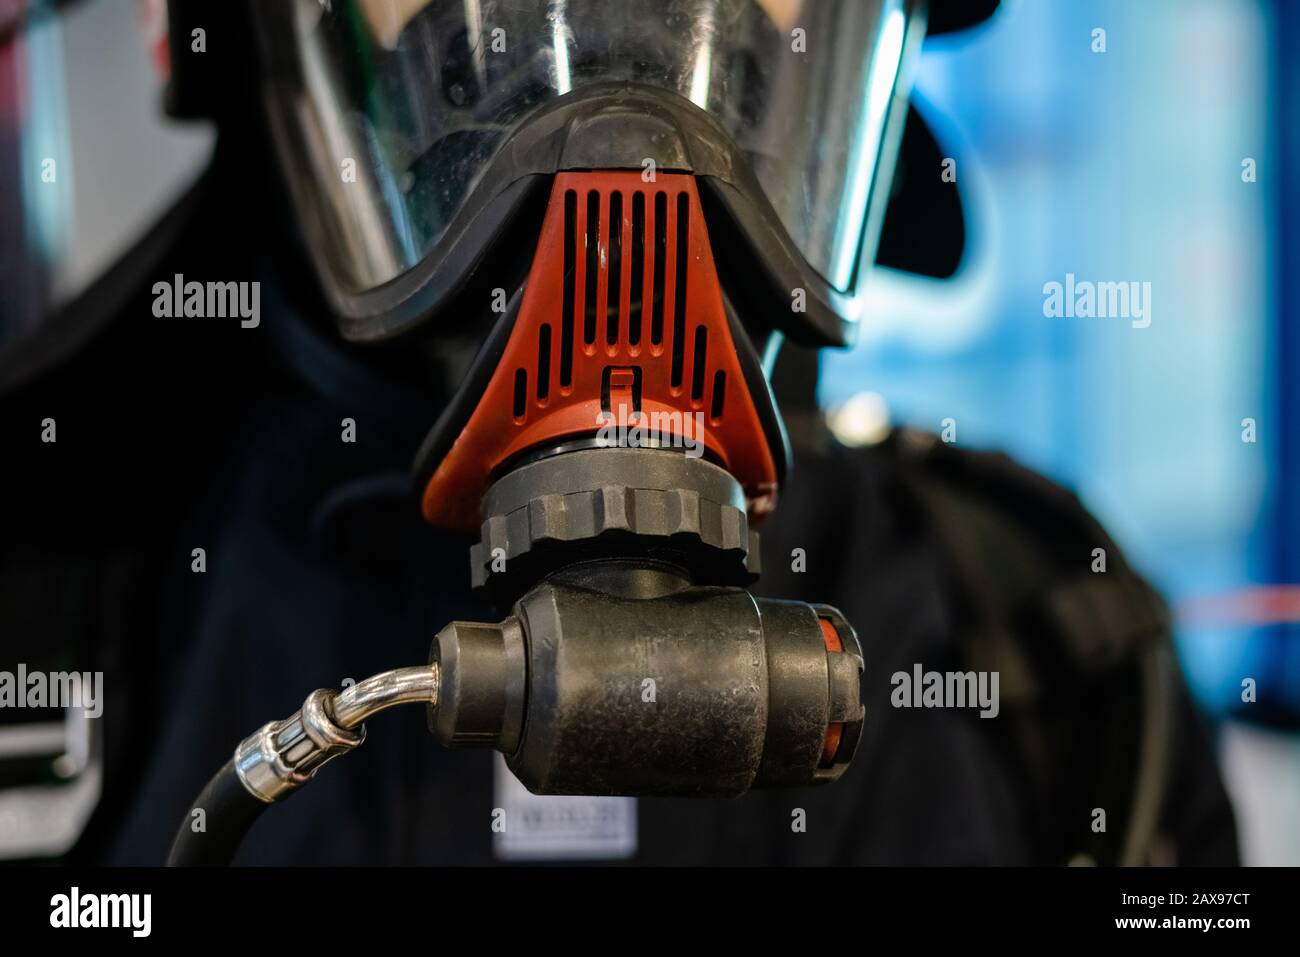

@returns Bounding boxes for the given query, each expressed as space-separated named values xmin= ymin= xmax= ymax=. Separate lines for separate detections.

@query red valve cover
xmin=421 ymin=172 xmax=779 ymax=533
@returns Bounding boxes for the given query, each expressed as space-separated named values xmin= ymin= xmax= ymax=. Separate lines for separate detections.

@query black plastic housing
xmin=428 ymin=565 xmax=865 ymax=796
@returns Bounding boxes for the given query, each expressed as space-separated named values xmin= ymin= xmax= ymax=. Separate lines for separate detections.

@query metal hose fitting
xmin=233 ymin=664 xmax=440 ymax=803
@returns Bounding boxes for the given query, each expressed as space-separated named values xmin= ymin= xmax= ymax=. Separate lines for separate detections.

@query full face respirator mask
xmin=163 ymin=0 xmax=935 ymax=863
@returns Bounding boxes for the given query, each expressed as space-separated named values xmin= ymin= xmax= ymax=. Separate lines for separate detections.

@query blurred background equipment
xmin=822 ymin=0 xmax=1300 ymax=863
xmin=0 ymin=0 xmax=213 ymax=394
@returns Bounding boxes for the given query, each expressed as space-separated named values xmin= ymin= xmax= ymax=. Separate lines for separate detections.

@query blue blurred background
xmin=822 ymin=0 xmax=1299 ymax=862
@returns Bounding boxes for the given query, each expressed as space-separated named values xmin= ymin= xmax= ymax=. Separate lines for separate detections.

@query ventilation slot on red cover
xmin=652 ymin=191 xmax=667 ymax=346
xmin=607 ymin=191 xmax=622 ymax=346
xmin=584 ymin=190 xmax=599 ymax=345
xmin=671 ymin=192 xmax=689 ymax=388
xmin=561 ymin=189 xmax=576 ymax=388
xmin=630 ymin=192 xmax=645 ymax=346
xmin=691 ymin=327 xmax=708 ymax=402
xmin=536 ymin=324 xmax=551 ymax=400
xmin=711 ymin=370 xmax=727 ymax=422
